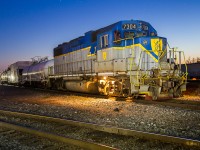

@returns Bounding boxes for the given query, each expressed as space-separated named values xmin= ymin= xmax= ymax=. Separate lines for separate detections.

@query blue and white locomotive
xmin=51 ymin=20 xmax=187 ymax=100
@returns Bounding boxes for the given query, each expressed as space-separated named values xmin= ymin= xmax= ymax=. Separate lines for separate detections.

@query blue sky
xmin=0 ymin=0 xmax=200 ymax=72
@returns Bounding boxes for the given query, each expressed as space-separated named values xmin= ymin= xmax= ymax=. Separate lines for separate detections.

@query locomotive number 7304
xmin=122 ymin=24 xmax=137 ymax=30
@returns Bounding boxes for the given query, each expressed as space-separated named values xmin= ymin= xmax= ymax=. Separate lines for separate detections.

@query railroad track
xmin=133 ymin=99 xmax=200 ymax=111
xmin=0 ymin=127 xmax=82 ymax=149
xmin=0 ymin=109 xmax=199 ymax=149
xmin=2 ymin=84 xmax=200 ymax=112
xmin=0 ymin=109 xmax=116 ymax=150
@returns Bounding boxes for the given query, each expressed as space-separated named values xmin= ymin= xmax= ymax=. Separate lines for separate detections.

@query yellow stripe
xmin=55 ymin=44 xmax=159 ymax=62
xmin=87 ymin=54 xmax=96 ymax=57
xmin=134 ymin=44 xmax=158 ymax=62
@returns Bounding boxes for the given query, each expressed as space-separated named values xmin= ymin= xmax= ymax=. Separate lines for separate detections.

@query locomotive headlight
xmin=99 ymin=80 xmax=104 ymax=84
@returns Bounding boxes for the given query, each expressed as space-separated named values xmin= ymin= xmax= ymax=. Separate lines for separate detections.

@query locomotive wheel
xmin=173 ymin=87 xmax=182 ymax=98
xmin=101 ymin=83 xmax=110 ymax=95
xmin=152 ymin=90 xmax=158 ymax=100
xmin=168 ymin=88 xmax=174 ymax=98
xmin=105 ymin=87 xmax=110 ymax=95
xmin=150 ymin=86 xmax=158 ymax=100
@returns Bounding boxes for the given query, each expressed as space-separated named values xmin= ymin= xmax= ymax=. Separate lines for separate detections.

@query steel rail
xmin=134 ymin=99 xmax=200 ymax=111
xmin=0 ymin=109 xmax=200 ymax=148
xmin=0 ymin=121 xmax=117 ymax=150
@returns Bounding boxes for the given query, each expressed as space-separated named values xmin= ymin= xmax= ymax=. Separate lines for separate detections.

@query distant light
xmin=11 ymin=75 xmax=15 ymax=81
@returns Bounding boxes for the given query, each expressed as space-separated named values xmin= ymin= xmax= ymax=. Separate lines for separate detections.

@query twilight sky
xmin=0 ymin=0 xmax=200 ymax=72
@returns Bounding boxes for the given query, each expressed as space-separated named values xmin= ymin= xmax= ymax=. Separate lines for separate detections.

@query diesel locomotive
xmin=51 ymin=20 xmax=187 ymax=100
xmin=0 ymin=20 xmax=187 ymax=100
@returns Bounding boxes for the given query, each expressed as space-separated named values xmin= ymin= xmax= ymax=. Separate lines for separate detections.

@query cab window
xmin=114 ymin=30 xmax=121 ymax=44
xmin=124 ymin=32 xmax=135 ymax=39
xmin=100 ymin=34 xmax=108 ymax=48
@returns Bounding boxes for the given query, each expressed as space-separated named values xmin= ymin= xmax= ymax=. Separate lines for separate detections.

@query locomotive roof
xmin=54 ymin=20 xmax=157 ymax=57
xmin=59 ymin=20 xmax=151 ymax=46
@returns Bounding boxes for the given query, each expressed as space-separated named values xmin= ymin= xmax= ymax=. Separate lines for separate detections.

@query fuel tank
xmin=64 ymin=80 xmax=99 ymax=94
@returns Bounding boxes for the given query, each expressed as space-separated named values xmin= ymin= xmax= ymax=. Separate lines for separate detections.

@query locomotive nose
xmin=134 ymin=37 xmax=167 ymax=62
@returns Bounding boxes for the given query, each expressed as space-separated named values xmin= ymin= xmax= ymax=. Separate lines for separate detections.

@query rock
xmin=114 ymin=108 xmax=120 ymax=112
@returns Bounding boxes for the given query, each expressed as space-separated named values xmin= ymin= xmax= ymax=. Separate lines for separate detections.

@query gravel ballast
xmin=0 ymin=85 xmax=200 ymax=149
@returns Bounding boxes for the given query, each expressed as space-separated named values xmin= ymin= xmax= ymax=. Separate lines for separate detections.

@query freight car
xmin=0 ymin=61 xmax=32 ymax=85
xmin=49 ymin=20 xmax=187 ymax=100
xmin=182 ymin=63 xmax=200 ymax=80
xmin=22 ymin=58 xmax=54 ymax=87
xmin=0 ymin=70 xmax=8 ymax=84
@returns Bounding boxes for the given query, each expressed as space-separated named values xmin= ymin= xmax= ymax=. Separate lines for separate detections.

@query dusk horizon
xmin=0 ymin=0 xmax=200 ymax=72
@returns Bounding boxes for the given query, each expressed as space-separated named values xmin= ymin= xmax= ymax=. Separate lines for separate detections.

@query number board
xmin=122 ymin=24 xmax=137 ymax=30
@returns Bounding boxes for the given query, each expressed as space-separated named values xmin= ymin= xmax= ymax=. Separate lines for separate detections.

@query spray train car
xmin=0 ymin=20 xmax=187 ymax=100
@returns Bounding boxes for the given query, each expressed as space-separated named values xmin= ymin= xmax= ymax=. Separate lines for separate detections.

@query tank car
xmin=22 ymin=59 xmax=54 ymax=87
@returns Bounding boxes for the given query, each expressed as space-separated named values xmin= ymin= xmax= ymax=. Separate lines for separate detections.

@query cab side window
xmin=124 ymin=32 xmax=135 ymax=38
xmin=100 ymin=34 xmax=108 ymax=48
xmin=114 ymin=30 xmax=121 ymax=44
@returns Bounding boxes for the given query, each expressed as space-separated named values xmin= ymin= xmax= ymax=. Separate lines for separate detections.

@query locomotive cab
xmin=95 ymin=20 xmax=187 ymax=100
